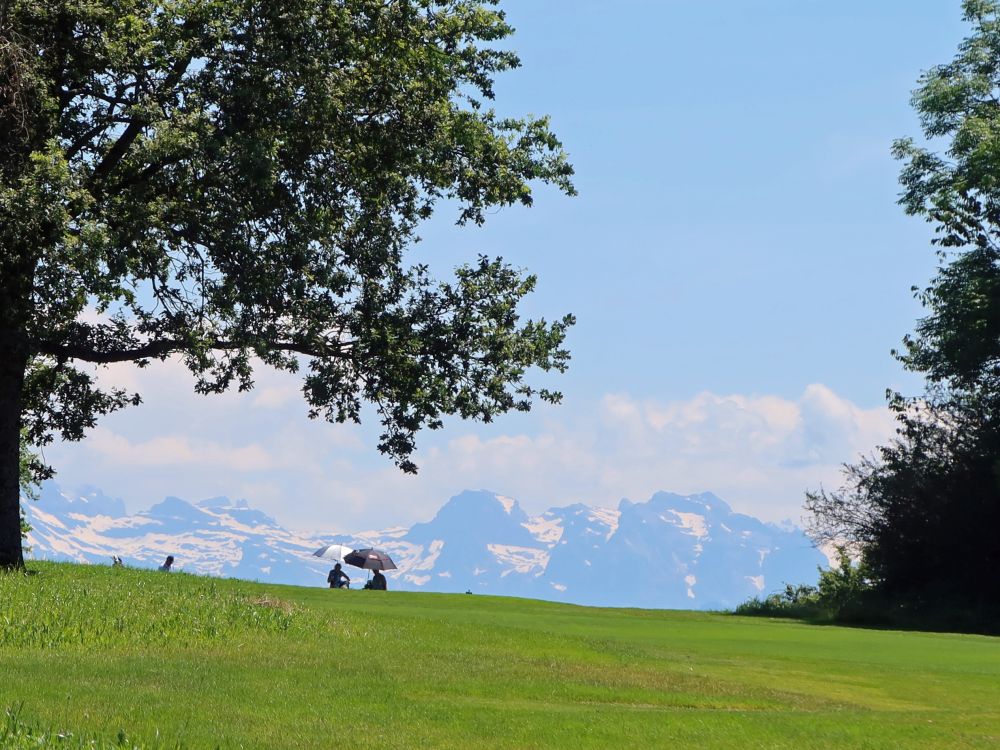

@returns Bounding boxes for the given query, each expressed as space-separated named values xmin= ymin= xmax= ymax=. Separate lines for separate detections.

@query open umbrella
xmin=344 ymin=548 xmax=397 ymax=571
xmin=312 ymin=544 xmax=355 ymax=563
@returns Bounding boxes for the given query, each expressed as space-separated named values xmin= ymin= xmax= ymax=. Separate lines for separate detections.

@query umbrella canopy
xmin=312 ymin=544 xmax=355 ymax=563
xmin=344 ymin=548 xmax=397 ymax=571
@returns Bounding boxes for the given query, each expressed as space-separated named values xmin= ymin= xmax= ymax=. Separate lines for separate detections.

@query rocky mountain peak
xmin=24 ymin=482 xmax=826 ymax=610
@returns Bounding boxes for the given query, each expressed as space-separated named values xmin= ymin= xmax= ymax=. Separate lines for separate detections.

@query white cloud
xmin=43 ymin=366 xmax=897 ymax=534
xmin=251 ymin=384 xmax=300 ymax=409
xmin=382 ymin=384 xmax=897 ymax=526
xmin=86 ymin=429 xmax=278 ymax=472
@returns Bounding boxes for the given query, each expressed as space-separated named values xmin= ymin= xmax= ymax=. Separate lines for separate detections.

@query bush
xmin=734 ymin=548 xmax=871 ymax=623
xmin=733 ymin=583 xmax=822 ymax=619
xmin=816 ymin=548 xmax=871 ymax=613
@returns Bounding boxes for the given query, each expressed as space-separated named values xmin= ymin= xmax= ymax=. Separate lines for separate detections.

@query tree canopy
xmin=0 ymin=0 xmax=575 ymax=568
xmin=807 ymin=0 xmax=1000 ymax=617
xmin=894 ymin=0 xmax=1000 ymax=391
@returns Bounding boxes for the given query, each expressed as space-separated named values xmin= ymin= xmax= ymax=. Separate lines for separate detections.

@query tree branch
xmin=88 ymin=36 xmax=196 ymax=186
xmin=65 ymin=119 xmax=125 ymax=161
xmin=32 ymin=336 xmax=355 ymax=364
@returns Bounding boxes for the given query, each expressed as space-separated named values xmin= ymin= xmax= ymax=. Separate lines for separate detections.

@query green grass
xmin=1 ymin=563 xmax=998 ymax=749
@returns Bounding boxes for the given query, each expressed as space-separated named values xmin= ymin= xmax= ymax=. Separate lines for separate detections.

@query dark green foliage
xmin=0 ymin=0 xmax=575 ymax=566
xmin=806 ymin=395 xmax=1000 ymax=612
xmin=893 ymin=0 xmax=1000 ymax=391
xmin=738 ymin=548 xmax=1000 ymax=634
xmin=805 ymin=0 xmax=1000 ymax=628
xmin=2 ymin=0 xmax=575 ymax=456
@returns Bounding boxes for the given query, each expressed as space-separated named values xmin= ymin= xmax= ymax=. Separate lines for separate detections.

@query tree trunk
xmin=0 ymin=330 xmax=27 ymax=570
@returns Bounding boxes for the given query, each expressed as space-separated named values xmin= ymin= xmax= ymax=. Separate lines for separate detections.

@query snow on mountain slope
xmin=24 ymin=483 xmax=826 ymax=609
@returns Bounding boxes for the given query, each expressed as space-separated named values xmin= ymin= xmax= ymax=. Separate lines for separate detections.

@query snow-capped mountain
xmin=24 ymin=483 xmax=826 ymax=609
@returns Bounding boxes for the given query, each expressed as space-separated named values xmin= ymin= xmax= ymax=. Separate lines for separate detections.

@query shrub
xmin=816 ymin=548 xmax=872 ymax=614
xmin=734 ymin=548 xmax=872 ymax=623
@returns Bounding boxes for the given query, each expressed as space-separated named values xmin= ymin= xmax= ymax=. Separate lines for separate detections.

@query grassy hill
xmin=0 ymin=563 xmax=997 ymax=749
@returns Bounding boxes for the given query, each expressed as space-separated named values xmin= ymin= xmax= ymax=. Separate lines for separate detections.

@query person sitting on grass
xmin=158 ymin=555 xmax=174 ymax=572
xmin=369 ymin=569 xmax=387 ymax=591
xmin=327 ymin=563 xmax=350 ymax=589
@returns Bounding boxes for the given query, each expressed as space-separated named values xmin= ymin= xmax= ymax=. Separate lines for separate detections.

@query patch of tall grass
xmin=0 ymin=562 xmax=306 ymax=650
xmin=2 ymin=704 xmax=162 ymax=749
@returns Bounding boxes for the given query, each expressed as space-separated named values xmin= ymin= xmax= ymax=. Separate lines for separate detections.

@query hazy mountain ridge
xmin=24 ymin=483 xmax=826 ymax=609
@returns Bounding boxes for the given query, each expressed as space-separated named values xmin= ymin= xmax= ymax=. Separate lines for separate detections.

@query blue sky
xmin=46 ymin=1 xmax=969 ymax=533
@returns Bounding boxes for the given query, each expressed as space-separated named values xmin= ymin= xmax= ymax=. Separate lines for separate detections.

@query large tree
xmin=0 ymin=0 xmax=575 ymax=568
xmin=807 ymin=0 xmax=1000 ymax=612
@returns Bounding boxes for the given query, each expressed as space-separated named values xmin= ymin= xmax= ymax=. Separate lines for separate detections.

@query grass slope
xmin=1 ymin=562 xmax=997 ymax=749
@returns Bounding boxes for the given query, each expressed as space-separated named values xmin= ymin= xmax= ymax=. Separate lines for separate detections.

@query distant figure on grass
xmin=327 ymin=563 xmax=350 ymax=589
xmin=111 ymin=555 xmax=124 ymax=567
xmin=158 ymin=555 xmax=174 ymax=572
xmin=369 ymin=570 xmax=387 ymax=591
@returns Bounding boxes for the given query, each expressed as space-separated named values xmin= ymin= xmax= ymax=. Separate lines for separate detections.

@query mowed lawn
xmin=1 ymin=563 xmax=997 ymax=748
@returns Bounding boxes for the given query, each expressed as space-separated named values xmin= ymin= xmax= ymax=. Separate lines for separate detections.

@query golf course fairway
xmin=0 ymin=562 xmax=997 ymax=748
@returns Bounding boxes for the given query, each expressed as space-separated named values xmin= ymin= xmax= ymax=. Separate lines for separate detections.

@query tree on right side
xmin=806 ymin=0 xmax=1000 ymax=623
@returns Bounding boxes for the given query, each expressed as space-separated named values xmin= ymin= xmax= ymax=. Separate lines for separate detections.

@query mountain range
xmin=24 ymin=482 xmax=826 ymax=609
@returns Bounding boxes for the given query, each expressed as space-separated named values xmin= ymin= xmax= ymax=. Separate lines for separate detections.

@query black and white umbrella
xmin=312 ymin=544 xmax=355 ymax=563
xmin=344 ymin=548 xmax=397 ymax=571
